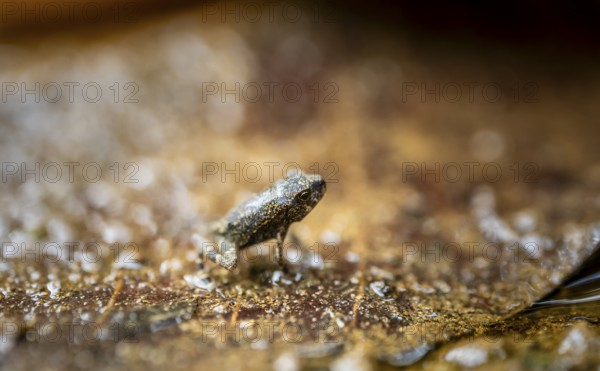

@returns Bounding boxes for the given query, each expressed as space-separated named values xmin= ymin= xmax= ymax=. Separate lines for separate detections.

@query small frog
xmin=202 ymin=173 xmax=326 ymax=271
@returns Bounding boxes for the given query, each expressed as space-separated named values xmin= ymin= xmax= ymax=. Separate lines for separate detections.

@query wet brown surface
xmin=1 ymin=2 xmax=600 ymax=370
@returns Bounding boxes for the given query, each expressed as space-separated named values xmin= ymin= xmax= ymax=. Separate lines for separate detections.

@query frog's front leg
xmin=208 ymin=236 xmax=239 ymax=271
xmin=275 ymin=227 xmax=289 ymax=272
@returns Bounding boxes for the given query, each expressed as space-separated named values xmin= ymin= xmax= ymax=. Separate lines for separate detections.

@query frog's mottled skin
xmin=204 ymin=173 xmax=326 ymax=271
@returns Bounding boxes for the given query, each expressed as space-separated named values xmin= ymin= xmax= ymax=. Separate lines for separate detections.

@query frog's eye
xmin=298 ymin=190 xmax=311 ymax=202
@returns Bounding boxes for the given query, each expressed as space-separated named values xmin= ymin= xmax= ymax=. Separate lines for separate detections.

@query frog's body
xmin=204 ymin=173 xmax=326 ymax=271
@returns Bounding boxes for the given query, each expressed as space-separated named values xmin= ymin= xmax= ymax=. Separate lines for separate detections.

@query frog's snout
xmin=307 ymin=174 xmax=326 ymax=200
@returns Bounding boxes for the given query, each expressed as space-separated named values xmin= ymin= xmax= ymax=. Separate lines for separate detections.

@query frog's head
xmin=282 ymin=173 xmax=326 ymax=221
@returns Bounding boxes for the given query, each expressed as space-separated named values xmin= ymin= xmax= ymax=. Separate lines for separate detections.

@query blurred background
xmin=1 ymin=1 xmax=600 ymax=370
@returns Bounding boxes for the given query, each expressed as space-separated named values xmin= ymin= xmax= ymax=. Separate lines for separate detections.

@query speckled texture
xmin=1 ymin=3 xmax=600 ymax=370
xmin=207 ymin=173 xmax=326 ymax=270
